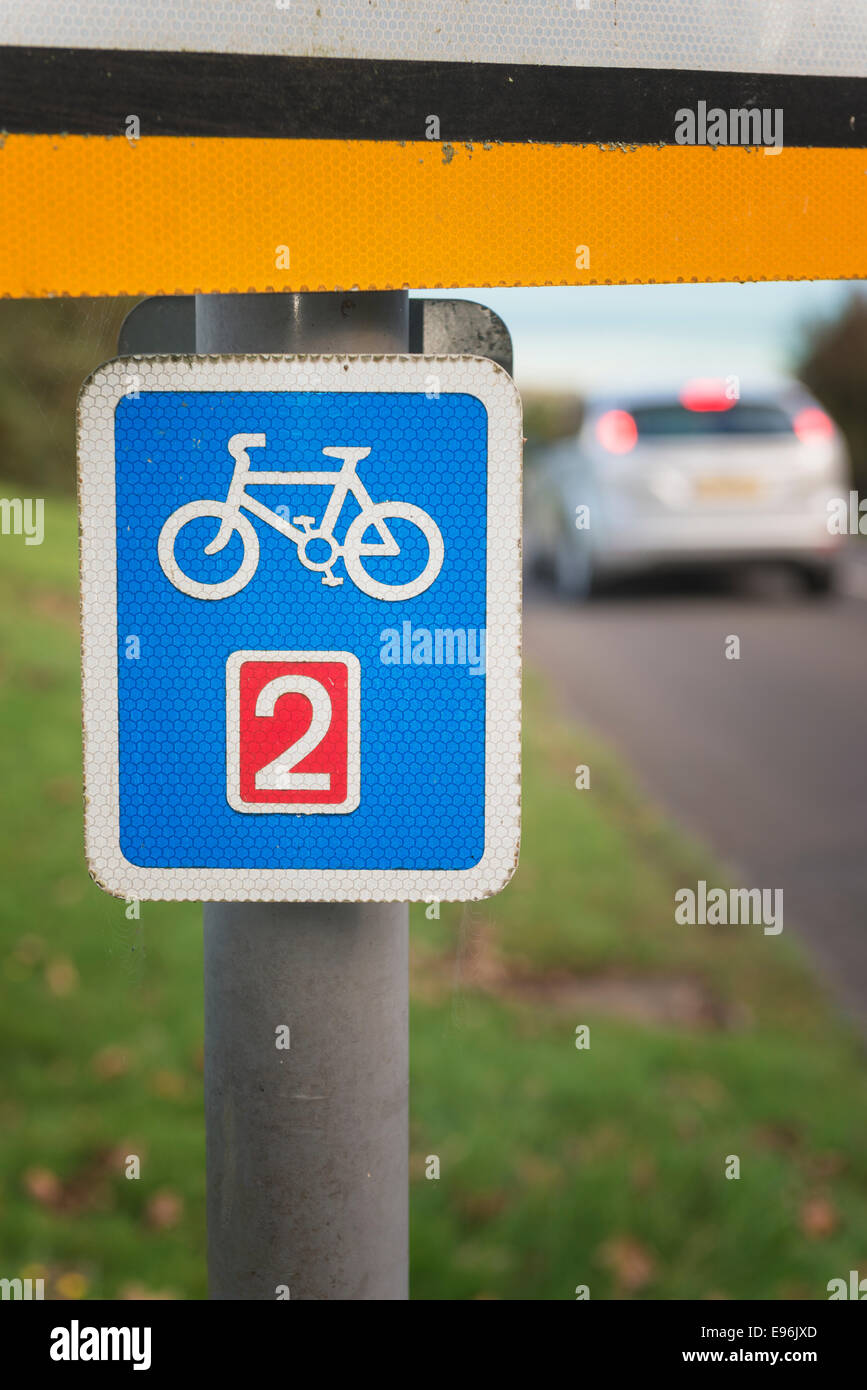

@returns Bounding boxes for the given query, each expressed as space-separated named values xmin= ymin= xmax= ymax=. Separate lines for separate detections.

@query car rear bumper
xmin=590 ymin=512 xmax=843 ymax=576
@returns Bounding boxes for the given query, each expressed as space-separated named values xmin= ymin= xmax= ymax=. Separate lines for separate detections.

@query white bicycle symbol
xmin=157 ymin=433 xmax=445 ymax=602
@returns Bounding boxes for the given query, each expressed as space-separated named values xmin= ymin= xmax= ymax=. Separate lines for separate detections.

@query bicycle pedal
xmin=293 ymin=515 xmax=315 ymax=529
xmin=321 ymin=575 xmax=343 ymax=587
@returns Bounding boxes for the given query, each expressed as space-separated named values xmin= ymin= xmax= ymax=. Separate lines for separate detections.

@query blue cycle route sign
xmin=78 ymin=355 xmax=521 ymax=903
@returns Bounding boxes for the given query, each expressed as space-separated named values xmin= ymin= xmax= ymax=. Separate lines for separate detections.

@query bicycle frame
xmin=209 ymin=438 xmax=398 ymax=558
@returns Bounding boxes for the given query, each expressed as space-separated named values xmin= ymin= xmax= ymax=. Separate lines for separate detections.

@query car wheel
xmin=554 ymin=529 xmax=595 ymax=600
xmin=800 ymin=562 xmax=837 ymax=597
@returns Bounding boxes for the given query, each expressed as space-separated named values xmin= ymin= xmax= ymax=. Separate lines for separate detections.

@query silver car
xmin=527 ymin=379 xmax=849 ymax=597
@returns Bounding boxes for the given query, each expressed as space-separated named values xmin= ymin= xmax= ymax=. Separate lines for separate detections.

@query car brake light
xmin=679 ymin=378 xmax=736 ymax=412
xmin=595 ymin=409 xmax=638 ymax=454
xmin=793 ymin=407 xmax=834 ymax=443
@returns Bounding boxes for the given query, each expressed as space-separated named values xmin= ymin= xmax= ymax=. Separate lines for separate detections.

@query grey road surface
xmin=524 ymin=560 xmax=867 ymax=1026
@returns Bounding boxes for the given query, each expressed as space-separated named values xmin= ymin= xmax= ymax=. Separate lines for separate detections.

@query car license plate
xmin=695 ymin=475 xmax=762 ymax=499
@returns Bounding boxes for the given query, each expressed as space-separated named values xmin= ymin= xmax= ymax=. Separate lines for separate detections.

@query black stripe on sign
xmin=1 ymin=46 xmax=865 ymax=147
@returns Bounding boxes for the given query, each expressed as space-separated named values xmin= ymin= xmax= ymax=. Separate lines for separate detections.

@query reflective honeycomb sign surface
xmin=77 ymin=355 xmax=522 ymax=901
xmin=1 ymin=0 xmax=866 ymax=293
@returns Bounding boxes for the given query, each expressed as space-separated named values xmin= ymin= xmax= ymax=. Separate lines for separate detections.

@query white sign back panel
xmin=6 ymin=0 xmax=867 ymax=76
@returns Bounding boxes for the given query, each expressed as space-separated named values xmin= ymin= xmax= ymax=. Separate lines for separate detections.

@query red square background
xmin=237 ymin=659 xmax=350 ymax=806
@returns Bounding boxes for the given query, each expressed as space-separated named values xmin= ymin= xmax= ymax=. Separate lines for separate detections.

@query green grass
xmin=2 ymin=489 xmax=867 ymax=1299
xmin=0 ymin=299 xmax=133 ymax=498
xmin=410 ymin=685 xmax=867 ymax=1299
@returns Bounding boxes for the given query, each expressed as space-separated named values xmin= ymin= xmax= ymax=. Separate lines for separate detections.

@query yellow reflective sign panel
xmin=2 ymin=137 xmax=865 ymax=296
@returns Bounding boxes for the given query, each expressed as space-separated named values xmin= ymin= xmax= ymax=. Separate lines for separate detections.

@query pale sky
xmin=425 ymin=281 xmax=864 ymax=396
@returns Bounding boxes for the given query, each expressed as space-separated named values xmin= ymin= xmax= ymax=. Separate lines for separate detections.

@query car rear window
xmin=630 ymin=403 xmax=793 ymax=436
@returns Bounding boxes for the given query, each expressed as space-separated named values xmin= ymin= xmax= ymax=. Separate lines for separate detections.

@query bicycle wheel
xmin=344 ymin=502 xmax=444 ymax=601
xmin=158 ymin=501 xmax=259 ymax=600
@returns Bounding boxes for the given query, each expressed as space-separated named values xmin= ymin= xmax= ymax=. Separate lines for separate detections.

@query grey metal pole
xmin=198 ymin=292 xmax=410 ymax=1301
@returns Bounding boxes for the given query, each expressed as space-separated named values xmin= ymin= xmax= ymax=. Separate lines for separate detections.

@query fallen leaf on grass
xmin=599 ymin=1236 xmax=657 ymax=1292
xmin=630 ymin=1156 xmax=658 ymax=1192
xmin=149 ymin=1070 xmax=187 ymax=1100
xmin=453 ymin=1188 xmax=510 ymax=1227
xmin=44 ymin=956 xmax=79 ymax=997
xmin=515 ymin=1153 xmax=563 ymax=1189
xmin=91 ymin=1046 xmax=130 ymax=1081
xmin=56 ymin=1271 xmax=89 ymax=1300
xmin=23 ymin=1147 xmax=129 ymax=1215
xmin=23 ymin=1167 xmax=61 ymax=1206
xmin=14 ymin=935 xmax=45 ymax=966
xmin=800 ymin=1196 xmax=838 ymax=1240
xmin=145 ymin=1190 xmax=184 ymax=1230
